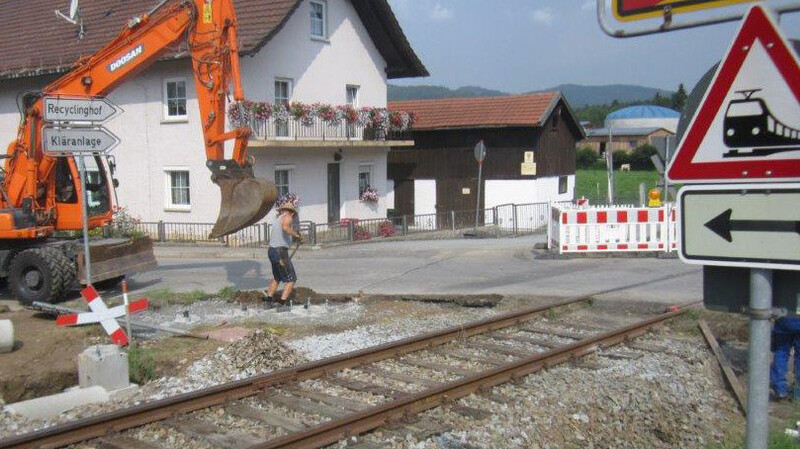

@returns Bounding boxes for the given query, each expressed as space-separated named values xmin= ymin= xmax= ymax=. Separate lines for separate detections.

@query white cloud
xmin=531 ymin=7 xmax=555 ymax=25
xmin=582 ymin=0 xmax=595 ymax=12
xmin=430 ymin=4 xmax=454 ymax=21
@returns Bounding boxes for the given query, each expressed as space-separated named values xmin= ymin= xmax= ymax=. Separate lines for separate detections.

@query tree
xmin=671 ymin=83 xmax=688 ymax=112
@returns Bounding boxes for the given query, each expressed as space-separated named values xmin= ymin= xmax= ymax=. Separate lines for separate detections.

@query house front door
xmin=327 ymin=163 xmax=340 ymax=223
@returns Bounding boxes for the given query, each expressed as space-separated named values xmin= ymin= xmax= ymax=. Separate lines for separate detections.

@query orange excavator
xmin=3 ymin=0 xmax=277 ymax=304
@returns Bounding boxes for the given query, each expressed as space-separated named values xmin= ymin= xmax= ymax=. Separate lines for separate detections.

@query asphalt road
xmin=138 ymin=236 xmax=701 ymax=305
xmin=0 ymin=236 xmax=702 ymax=310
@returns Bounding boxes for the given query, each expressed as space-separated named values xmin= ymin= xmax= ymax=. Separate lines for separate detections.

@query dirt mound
xmin=231 ymin=290 xmax=266 ymax=304
xmin=230 ymin=287 xmax=352 ymax=305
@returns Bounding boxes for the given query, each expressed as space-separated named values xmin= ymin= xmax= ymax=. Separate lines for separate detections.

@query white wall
xmin=240 ymin=0 xmax=388 ymax=108
xmin=255 ymin=146 xmax=388 ymax=224
xmin=484 ymin=175 xmax=575 ymax=209
xmin=0 ymin=0 xmax=392 ymax=226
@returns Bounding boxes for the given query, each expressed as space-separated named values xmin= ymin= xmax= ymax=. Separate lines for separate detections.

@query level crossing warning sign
xmin=667 ymin=5 xmax=800 ymax=183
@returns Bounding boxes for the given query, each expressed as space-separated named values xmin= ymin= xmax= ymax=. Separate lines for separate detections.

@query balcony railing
xmin=247 ymin=117 xmax=412 ymax=142
xmin=229 ymin=101 xmax=415 ymax=142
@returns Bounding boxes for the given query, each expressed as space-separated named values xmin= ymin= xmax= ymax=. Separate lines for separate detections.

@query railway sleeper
xmin=169 ymin=417 xmax=262 ymax=449
xmin=225 ymin=403 xmax=308 ymax=433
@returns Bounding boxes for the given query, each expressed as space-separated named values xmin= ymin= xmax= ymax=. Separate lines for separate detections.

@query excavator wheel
xmin=9 ymin=247 xmax=75 ymax=305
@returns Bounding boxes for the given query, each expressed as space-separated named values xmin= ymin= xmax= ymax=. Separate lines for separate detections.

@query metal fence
xmin=119 ymin=201 xmax=573 ymax=248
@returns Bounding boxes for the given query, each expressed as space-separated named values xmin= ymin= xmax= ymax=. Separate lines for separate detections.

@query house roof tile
xmin=0 ymin=0 xmax=426 ymax=80
xmin=389 ymin=92 xmax=560 ymax=130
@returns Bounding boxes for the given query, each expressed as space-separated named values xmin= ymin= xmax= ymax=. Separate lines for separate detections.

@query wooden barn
xmin=388 ymin=93 xmax=584 ymax=222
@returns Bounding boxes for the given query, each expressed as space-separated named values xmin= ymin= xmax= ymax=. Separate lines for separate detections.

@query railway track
xmin=0 ymin=274 xmax=694 ymax=449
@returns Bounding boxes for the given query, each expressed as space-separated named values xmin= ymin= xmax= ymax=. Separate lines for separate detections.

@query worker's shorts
xmin=268 ymin=247 xmax=297 ymax=283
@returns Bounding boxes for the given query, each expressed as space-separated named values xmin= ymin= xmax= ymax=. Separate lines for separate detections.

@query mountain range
xmin=388 ymin=84 xmax=676 ymax=108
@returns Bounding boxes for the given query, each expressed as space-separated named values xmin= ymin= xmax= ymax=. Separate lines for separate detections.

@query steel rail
xmin=0 ymin=271 xmax=695 ymax=449
xmin=252 ymin=308 xmax=686 ymax=449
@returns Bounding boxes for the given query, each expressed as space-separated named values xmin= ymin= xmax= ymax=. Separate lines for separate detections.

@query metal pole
xmin=746 ymin=268 xmax=773 ymax=449
xmin=121 ymin=279 xmax=132 ymax=344
xmin=475 ymin=161 xmax=483 ymax=230
xmin=664 ymin=136 xmax=671 ymax=201
xmin=607 ymin=127 xmax=615 ymax=205
xmin=77 ymin=155 xmax=92 ymax=285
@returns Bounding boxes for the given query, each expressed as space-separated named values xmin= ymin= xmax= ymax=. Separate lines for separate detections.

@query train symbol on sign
xmin=723 ymin=90 xmax=800 ymax=158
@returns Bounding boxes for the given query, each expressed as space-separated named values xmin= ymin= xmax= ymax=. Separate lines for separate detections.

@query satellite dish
xmin=55 ymin=0 xmax=85 ymax=40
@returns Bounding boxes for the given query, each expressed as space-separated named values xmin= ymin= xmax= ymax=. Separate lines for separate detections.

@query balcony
xmin=230 ymin=102 xmax=416 ymax=149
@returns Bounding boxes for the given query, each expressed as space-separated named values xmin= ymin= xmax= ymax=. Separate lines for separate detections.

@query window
xmin=310 ymin=1 xmax=327 ymax=39
xmin=346 ymin=85 xmax=359 ymax=107
xmin=165 ymin=169 xmax=190 ymax=209
xmin=163 ymin=78 xmax=187 ymax=120
xmin=275 ymin=166 xmax=294 ymax=198
xmin=628 ymin=140 xmax=638 ymax=149
xmin=275 ymin=79 xmax=292 ymax=137
xmin=358 ymin=164 xmax=372 ymax=194
xmin=558 ymin=176 xmax=568 ymax=195
xmin=275 ymin=79 xmax=292 ymax=104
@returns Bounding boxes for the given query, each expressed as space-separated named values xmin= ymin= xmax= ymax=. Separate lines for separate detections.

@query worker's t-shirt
xmin=269 ymin=212 xmax=293 ymax=249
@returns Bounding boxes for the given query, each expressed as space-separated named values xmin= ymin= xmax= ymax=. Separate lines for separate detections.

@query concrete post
xmin=0 ymin=319 xmax=14 ymax=353
xmin=78 ymin=345 xmax=130 ymax=392
xmin=451 ymin=211 xmax=456 ymax=232
xmin=402 ymin=215 xmax=408 ymax=235
xmin=347 ymin=220 xmax=355 ymax=242
xmin=158 ymin=221 xmax=166 ymax=242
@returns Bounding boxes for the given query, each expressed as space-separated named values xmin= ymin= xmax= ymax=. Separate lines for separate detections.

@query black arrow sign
xmin=705 ymin=209 xmax=800 ymax=243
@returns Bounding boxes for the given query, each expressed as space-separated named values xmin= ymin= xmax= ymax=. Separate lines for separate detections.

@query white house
xmin=0 ymin=0 xmax=427 ymax=227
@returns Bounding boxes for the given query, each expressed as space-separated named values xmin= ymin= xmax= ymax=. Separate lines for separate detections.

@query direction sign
xmin=474 ymin=140 xmax=487 ymax=163
xmin=667 ymin=5 xmax=800 ymax=183
xmin=43 ymin=97 xmax=120 ymax=123
xmin=612 ymin=0 xmax=757 ymax=22
xmin=678 ymin=183 xmax=800 ymax=270
xmin=42 ymin=126 xmax=120 ymax=154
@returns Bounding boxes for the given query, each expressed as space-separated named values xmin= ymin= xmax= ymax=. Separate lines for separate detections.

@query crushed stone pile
xmin=185 ymin=329 xmax=305 ymax=383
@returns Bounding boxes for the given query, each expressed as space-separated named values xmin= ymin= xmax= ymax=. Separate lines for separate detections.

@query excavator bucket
xmin=210 ymin=174 xmax=278 ymax=238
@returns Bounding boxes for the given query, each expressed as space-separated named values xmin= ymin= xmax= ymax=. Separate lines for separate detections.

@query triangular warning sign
xmin=667 ymin=5 xmax=800 ymax=183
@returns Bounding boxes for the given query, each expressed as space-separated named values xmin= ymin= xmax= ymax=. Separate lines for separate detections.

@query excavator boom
xmin=6 ymin=0 xmax=276 ymax=239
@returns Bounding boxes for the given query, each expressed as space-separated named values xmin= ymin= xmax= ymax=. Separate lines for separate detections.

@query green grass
xmin=144 ymin=288 xmax=211 ymax=305
xmin=128 ymin=346 xmax=156 ymax=385
xmin=575 ymin=169 xmax=661 ymax=204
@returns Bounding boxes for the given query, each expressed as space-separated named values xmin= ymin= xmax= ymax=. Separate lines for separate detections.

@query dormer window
xmin=310 ymin=1 xmax=327 ymax=39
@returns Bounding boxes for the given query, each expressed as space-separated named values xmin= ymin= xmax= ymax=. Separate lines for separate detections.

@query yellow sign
xmin=203 ymin=3 xmax=213 ymax=24
xmin=521 ymin=162 xmax=537 ymax=176
xmin=612 ymin=0 xmax=758 ymax=22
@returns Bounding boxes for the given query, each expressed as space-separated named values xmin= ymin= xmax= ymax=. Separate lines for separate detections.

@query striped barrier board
xmin=551 ymin=204 xmax=678 ymax=254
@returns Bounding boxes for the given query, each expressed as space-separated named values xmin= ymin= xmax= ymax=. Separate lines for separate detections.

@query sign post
xmin=663 ymin=6 xmax=800 ymax=448
xmin=474 ymin=140 xmax=487 ymax=230
xmin=42 ymin=94 xmax=130 ymax=345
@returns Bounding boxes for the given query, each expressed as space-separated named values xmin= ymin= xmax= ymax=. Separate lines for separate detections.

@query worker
xmin=265 ymin=202 xmax=303 ymax=309
xmin=770 ymin=316 xmax=800 ymax=400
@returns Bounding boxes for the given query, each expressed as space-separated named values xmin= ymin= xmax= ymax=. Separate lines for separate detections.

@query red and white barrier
xmin=550 ymin=204 xmax=678 ymax=253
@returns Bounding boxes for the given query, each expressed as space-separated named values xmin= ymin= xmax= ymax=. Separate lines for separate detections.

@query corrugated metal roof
xmin=606 ymin=105 xmax=680 ymax=120
xmin=585 ymin=127 xmax=668 ymax=137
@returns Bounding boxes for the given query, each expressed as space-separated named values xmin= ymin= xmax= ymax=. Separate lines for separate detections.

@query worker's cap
xmin=277 ymin=203 xmax=297 ymax=214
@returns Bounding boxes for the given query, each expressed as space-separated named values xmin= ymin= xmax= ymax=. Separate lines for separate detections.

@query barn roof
xmin=0 ymin=0 xmax=427 ymax=80
xmin=390 ymin=92 xmax=583 ymax=136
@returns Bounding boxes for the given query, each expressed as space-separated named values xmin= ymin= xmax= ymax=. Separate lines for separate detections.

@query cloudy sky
xmin=386 ymin=0 xmax=800 ymax=93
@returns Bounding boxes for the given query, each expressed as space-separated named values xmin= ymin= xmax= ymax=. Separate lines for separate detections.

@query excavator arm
xmin=5 ymin=0 xmax=276 ymax=238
